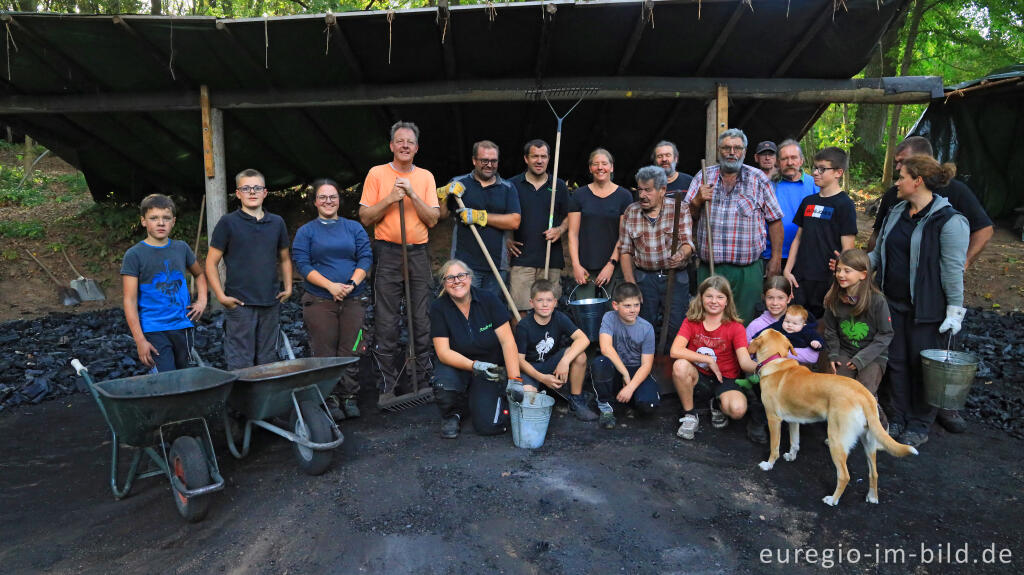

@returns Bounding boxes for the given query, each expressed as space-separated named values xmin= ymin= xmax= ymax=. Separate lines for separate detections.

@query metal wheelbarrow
xmin=225 ymin=357 xmax=355 ymax=476
xmin=70 ymin=359 xmax=236 ymax=522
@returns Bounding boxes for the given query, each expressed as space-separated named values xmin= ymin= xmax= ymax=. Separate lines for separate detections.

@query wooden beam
xmin=694 ymin=0 xmax=746 ymax=76
xmin=201 ymin=85 xmax=215 ymax=178
xmin=204 ymin=106 xmax=227 ymax=248
xmin=0 ymin=76 xmax=944 ymax=114
xmin=616 ymin=0 xmax=653 ymax=75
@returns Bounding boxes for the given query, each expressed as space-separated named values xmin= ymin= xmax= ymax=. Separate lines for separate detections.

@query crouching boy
xmin=515 ymin=279 xmax=598 ymax=421
xmin=591 ymin=282 xmax=660 ymax=429
xmin=121 ymin=194 xmax=207 ymax=372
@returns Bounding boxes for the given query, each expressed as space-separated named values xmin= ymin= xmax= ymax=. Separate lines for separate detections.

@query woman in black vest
xmin=430 ymin=259 xmax=521 ymax=439
xmin=869 ymin=155 xmax=969 ymax=447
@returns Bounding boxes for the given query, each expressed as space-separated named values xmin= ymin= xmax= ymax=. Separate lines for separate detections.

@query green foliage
xmin=81 ymin=203 xmax=141 ymax=241
xmin=1 ymin=249 xmax=19 ymax=261
xmin=0 ymin=220 xmax=46 ymax=238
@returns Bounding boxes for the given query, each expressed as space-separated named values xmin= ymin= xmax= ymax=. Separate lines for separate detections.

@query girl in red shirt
xmin=669 ymin=275 xmax=757 ymax=439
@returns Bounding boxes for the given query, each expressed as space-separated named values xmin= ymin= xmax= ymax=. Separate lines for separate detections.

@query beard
xmin=661 ymin=161 xmax=677 ymax=176
xmin=719 ymin=157 xmax=743 ymax=174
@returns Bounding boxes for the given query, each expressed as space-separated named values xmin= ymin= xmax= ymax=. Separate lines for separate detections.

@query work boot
xmin=899 ymin=430 xmax=929 ymax=447
xmin=569 ymin=393 xmax=598 ymax=421
xmin=440 ymin=415 xmax=461 ymax=439
xmin=599 ymin=411 xmax=617 ymax=429
xmin=746 ymin=416 xmax=768 ymax=444
xmin=342 ymin=397 xmax=360 ymax=419
xmin=326 ymin=394 xmax=346 ymax=422
xmin=936 ymin=408 xmax=967 ymax=433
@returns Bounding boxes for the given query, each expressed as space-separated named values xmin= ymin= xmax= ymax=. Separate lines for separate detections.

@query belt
xmin=377 ymin=240 xmax=428 ymax=251
xmin=636 ymin=266 xmax=679 ymax=276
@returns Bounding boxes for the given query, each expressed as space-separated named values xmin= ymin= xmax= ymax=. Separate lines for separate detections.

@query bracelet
xmin=607 ymin=259 xmax=618 ymax=268
xmin=344 ymin=280 xmax=356 ymax=286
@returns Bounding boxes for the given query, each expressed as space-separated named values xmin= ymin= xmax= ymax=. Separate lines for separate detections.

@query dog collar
xmin=756 ymin=353 xmax=785 ymax=372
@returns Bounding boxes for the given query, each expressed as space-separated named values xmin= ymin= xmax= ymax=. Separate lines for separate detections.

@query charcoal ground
xmin=1 ymin=302 xmax=1022 ymax=574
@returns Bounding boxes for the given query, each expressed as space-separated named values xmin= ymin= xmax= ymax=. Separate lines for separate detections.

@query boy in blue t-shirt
xmin=591 ymin=282 xmax=660 ymax=429
xmin=515 ymin=279 xmax=597 ymax=421
xmin=121 ymin=194 xmax=207 ymax=372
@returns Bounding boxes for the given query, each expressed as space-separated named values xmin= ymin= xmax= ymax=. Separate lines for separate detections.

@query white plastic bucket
xmin=509 ymin=392 xmax=555 ymax=449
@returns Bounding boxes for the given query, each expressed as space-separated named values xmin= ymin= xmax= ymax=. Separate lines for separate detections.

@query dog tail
xmin=865 ymin=399 xmax=919 ymax=457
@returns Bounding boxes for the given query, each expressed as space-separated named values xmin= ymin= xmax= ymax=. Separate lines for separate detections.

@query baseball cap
xmin=755 ymin=141 xmax=777 ymax=154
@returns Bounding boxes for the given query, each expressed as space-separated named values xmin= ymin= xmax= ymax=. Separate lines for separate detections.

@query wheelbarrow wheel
xmin=169 ymin=436 xmax=211 ymax=522
xmin=290 ymin=400 xmax=333 ymax=476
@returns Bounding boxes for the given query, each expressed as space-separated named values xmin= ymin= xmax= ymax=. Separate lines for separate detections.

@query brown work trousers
xmin=301 ymin=292 xmax=366 ymax=397
xmin=371 ymin=241 xmax=434 ymax=390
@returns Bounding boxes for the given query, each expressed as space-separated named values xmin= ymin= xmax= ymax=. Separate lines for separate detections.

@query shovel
xmin=61 ymin=247 xmax=106 ymax=301
xmin=25 ymin=249 xmax=81 ymax=306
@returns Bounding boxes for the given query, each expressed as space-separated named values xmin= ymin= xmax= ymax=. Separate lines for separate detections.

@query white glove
xmin=472 ymin=361 xmax=501 ymax=381
xmin=938 ymin=305 xmax=966 ymax=335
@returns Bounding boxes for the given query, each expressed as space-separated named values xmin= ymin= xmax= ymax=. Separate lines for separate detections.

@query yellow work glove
xmin=437 ymin=181 xmax=465 ymax=202
xmin=457 ymin=207 xmax=487 ymax=227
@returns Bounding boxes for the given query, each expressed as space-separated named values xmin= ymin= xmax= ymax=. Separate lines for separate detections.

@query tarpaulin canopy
xmin=0 ymin=0 xmax=924 ymax=203
xmin=909 ymin=65 xmax=1024 ymax=219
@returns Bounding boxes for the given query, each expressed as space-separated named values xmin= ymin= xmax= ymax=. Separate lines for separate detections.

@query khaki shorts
xmin=509 ymin=266 xmax=562 ymax=311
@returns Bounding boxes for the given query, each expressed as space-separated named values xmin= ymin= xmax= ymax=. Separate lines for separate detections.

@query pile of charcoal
xmin=959 ymin=308 xmax=1024 ymax=439
xmin=0 ymin=289 xmax=315 ymax=413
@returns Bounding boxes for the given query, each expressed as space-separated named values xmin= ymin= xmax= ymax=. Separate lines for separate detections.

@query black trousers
xmin=884 ymin=304 xmax=940 ymax=434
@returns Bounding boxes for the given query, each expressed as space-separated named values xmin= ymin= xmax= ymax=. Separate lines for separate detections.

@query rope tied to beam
xmin=645 ymin=0 xmax=655 ymax=29
xmin=485 ymin=1 xmax=497 ymax=23
xmin=167 ymin=18 xmax=177 ymax=81
xmin=324 ymin=18 xmax=332 ymax=55
xmin=386 ymin=8 xmax=395 ymax=64
xmin=436 ymin=4 xmax=450 ymax=45
xmin=5 ymin=22 xmax=17 ymax=82
xmin=264 ymin=13 xmax=270 ymax=70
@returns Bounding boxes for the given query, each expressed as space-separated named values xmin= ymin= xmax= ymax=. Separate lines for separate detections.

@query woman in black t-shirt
xmin=567 ymin=148 xmax=634 ymax=299
xmin=430 ymin=259 xmax=521 ymax=439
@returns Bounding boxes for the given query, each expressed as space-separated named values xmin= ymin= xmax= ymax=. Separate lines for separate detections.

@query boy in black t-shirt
xmin=783 ymin=147 xmax=858 ymax=319
xmin=515 ymin=280 xmax=598 ymax=421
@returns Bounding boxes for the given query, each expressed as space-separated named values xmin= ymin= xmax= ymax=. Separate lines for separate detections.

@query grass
xmin=0 ymin=220 xmax=46 ymax=238
xmin=0 ymin=165 xmax=90 ymax=208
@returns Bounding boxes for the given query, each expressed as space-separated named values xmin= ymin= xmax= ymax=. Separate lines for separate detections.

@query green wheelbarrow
xmin=70 ymin=359 xmax=236 ymax=522
xmin=225 ymin=357 xmax=355 ymax=476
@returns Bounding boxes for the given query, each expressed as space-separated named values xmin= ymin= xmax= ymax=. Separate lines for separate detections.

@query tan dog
xmin=747 ymin=329 xmax=918 ymax=506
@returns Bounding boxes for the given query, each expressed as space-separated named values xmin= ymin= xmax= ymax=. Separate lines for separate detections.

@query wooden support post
xmin=716 ymin=84 xmax=729 ymax=136
xmin=705 ymin=99 xmax=717 ymax=167
xmin=201 ymin=85 xmax=228 ymax=294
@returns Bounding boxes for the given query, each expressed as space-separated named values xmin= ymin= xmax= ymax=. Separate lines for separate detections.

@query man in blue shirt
xmin=438 ymin=141 xmax=522 ymax=297
xmin=763 ymin=139 xmax=818 ymax=274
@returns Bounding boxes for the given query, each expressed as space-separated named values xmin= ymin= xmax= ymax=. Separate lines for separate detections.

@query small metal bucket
xmin=921 ymin=349 xmax=978 ymax=410
xmin=567 ymin=283 xmax=610 ymax=343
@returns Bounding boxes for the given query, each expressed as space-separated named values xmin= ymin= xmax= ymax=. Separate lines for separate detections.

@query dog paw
xmin=822 ymin=495 xmax=838 ymax=506
xmin=783 ymin=451 xmax=798 ymax=461
xmin=866 ymin=491 xmax=878 ymax=504
xmin=758 ymin=461 xmax=774 ymax=471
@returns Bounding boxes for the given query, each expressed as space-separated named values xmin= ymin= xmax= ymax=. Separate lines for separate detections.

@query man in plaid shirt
xmin=686 ymin=128 xmax=784 ymax=322
xmin=621 ymin=165 xmax=695 ymax=353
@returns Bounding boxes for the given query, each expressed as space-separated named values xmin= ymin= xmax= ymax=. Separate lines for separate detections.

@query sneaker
xmin=710 ymin=398 xmax=728 ymax=429
xmin=936 ymin=409 xmax=967 ymax=433
xmin=326 ymin=395 xmax=346 ymax=422
xmin=899 ymin=430 xmax=929 ymax=447
xmin=440 ymin=415 xmax=460 ymax=439
xmin=677 ymin=413 xmax=699 ymax=439
xmin=569 ymin=394 xmax=599 ymax=421
xmin=599 ymin=411 xmax=617 ymax=429
xmin=746 ymin=417 xmax=768 ymax=444
xmin=888 ymin=421 xmax=905 ymax=439
xmin=342 ymin=397 xmax=361 ymax=419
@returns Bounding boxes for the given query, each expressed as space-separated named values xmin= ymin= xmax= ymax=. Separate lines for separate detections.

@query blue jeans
xmin=471 ymin=267 xmax=509 ymax=299
xmin=634 ymin=269 xmax=690 ymax=354
xmin=590 ymin=355 xmax=660 ymax=415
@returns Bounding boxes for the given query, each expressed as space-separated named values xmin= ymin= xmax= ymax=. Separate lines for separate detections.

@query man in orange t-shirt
xmin=359 ymin=121 xmax=440 ymax=399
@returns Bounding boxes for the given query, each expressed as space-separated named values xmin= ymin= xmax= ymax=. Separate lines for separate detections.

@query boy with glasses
xmin=783 ymin=147 xmax=858 ymax=320
xmin=206 ymin=168 xmax=293 ymax=369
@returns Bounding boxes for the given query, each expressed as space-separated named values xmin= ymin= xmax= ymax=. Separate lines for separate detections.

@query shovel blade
xmin=61 ymin=287 xmax=82 ymax=306
xmin=70 ymin=278 xmax=106 ymax=301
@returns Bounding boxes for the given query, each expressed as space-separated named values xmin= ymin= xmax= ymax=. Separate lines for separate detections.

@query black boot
xmin=435 ymin=389 xmax=465 ymax=439
xmin=745 ymin=385 xmax=768 ymax=444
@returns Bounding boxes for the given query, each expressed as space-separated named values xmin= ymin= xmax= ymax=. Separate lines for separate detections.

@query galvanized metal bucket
xmin=509 ymin=392 xmax=555 ymax=449
xmin=567 ymin=283 xmax=610 ymax=343
xmin=921 ymin=349 xmax=978 ymax=410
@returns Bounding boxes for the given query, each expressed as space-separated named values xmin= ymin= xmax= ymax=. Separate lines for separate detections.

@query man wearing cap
xmin=753 ymin=141 xmax=779 ymax=180
xmin=763 ymin=139 xmax=818 ymax=273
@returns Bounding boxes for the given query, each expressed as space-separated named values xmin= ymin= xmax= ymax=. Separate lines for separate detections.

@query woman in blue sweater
xmin=293 ymin=179 xmax=373 ymax=421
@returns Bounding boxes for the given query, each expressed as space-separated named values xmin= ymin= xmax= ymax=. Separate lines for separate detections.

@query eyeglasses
xmin=238 ymin=185 xmax=266 ymax=194
xmin=475 ymin=158 xmax=499 ymax=165
xmin=443 ymin=272 xmax=471 ymax=284
xmin=719 ymin=145 xmax=745 ymax=153
xmin=392 ymin=139 xmax=417 ymax=146
xmin=811 ymin=166 xmax=838 ymax=174
xmin=316 ymin=195 xmax=339 ymax=203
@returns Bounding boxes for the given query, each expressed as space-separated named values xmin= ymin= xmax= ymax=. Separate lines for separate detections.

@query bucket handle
xmin=567 ymin=281 xmax=609 ymax=302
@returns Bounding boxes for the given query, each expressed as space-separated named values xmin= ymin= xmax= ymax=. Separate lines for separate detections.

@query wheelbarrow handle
xmin=71 ymin=358 xmax=88 ymax=376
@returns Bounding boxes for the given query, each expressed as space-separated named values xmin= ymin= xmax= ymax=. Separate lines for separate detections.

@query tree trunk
xmin=23 ymin=136 xmax=34 ymax=176
xmin=882 ymin=0 xmax=927 ymax=185
xmin=851 ymin=5 xmax=908 ymax=177
xmin=151 ymin=0 xmax=162 ymax=15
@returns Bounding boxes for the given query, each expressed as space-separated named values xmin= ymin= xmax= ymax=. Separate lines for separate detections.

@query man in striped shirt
xmin=686 ymin=128 xmax=784 ymax=323
xmin=620 ymin=165 xmax=695 ymax=352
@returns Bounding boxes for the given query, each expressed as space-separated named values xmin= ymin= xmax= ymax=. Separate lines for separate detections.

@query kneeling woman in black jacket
xmin=430 ymin=259 xmax=521 ymax=438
